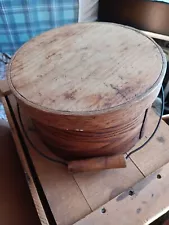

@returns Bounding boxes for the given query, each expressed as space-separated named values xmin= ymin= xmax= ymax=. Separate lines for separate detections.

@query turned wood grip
xmin=68 ymin=155 xmax=126 ymax=173
xmin=0 ymin=80 xmax=11 ymax=96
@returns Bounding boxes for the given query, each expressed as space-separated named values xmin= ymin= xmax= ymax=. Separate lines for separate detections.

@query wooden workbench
xmin=2 ymin=93 xmax=169 ymax=225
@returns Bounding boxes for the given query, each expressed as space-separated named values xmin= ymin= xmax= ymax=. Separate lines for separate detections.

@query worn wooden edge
xmin=162 ymin=114 xmax=169 ymax=123
xmin=74 ymin=162 xmax=169 ymax=225
xmin=142 ymin=30 xmax=169 ymax=42
xmin=1 ymin=96 xmax=49 ymax=225
xmin=0 ymin=79 xmax=11 ymax=96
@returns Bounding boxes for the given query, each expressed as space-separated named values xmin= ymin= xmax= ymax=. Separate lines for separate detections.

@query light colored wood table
xmin=2 ymin=92 xmax=169 ymax=225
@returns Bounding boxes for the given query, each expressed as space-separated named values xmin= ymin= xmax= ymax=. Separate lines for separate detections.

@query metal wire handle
xmin=126 ymin=86 xmax=164 ymax=159
xmin=0 ymin=53 xmax=11 ymax=64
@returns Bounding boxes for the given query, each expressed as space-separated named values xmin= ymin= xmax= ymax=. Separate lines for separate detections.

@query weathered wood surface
xmin=8 ymin=23 xmax=165 ymax=113
xmin=75 ymin=162 xmax=169 ymax=225
xmin=0 ymin=79 xmax=11 ymax=96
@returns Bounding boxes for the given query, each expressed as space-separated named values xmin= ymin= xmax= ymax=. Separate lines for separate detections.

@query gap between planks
xmin=72 ymin=174 xmax=93 ymax=212
xmin=74 ymin=161 xmax=169 ymax=225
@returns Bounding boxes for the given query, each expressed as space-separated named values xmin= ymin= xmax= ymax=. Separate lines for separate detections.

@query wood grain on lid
xmin=8 ymin=23 xmax=166 ymax=114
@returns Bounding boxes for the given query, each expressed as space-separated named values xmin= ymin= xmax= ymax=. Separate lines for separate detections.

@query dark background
xmin=98 ymin=0 xmax=169 ymax=36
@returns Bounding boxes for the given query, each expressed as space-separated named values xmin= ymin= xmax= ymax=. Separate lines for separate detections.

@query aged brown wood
xmin=98 ymin=0 xmax=169 ymax=36
xmin=7 ymin=22 xmax=167 ymax=160
xmin=0 ymin=79 xmax=11 ymax=96
xmin=68 ymin=155 xmax=126 ymax=173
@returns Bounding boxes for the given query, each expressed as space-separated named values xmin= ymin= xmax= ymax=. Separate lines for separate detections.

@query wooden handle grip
xmin=68 ymin=155 xmax=126 ymax=173
xmin=0 ymin=80 xmax=11 ymax=96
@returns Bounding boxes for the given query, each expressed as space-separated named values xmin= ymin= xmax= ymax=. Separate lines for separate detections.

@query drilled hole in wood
xmin=101 ymin=208 xmax=106 ymax=214
xmin=157 ymin=174 xmax=162 ymax=179
xmin=129 ymin=190 xmax=134 ymax=196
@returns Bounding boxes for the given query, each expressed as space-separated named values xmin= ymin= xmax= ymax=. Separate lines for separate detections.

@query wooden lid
xmin=8 ymin=23 xmax=166 ymax=115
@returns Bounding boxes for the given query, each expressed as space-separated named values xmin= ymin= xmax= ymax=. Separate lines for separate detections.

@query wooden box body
xmin=7 ymin=23 xmax=167 ymax=160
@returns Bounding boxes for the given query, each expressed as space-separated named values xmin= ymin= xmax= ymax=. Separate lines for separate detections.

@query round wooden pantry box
xmin=7 ymin=22 xmax=167 ymax=160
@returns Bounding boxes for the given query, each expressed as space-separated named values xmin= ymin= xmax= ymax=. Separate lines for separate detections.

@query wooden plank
xmin=1 ymin=96 xmax=49 ymax=225
xmin=142 ymin=30 xmax=169 ymax=42
xmin=73 ymin=159 xmax=143 ymax=211
xmin=0 ymin=80 xmax=11 ymax=96
xmin=8 ymin=95 xmax=91 ymax=225
xmin=75 ymin=162 xmax=169 ymax=225
xmin=129 ymin=109 xmax=169 ymax=176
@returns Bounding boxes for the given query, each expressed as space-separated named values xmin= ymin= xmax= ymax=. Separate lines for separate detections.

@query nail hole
xmin=157 ymin=174 xmax=162 ymax=179
xmin=129 ymin=190 xmax=134 ymax=196
xmin=101 ymin=208 xmax=106 ymax=214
